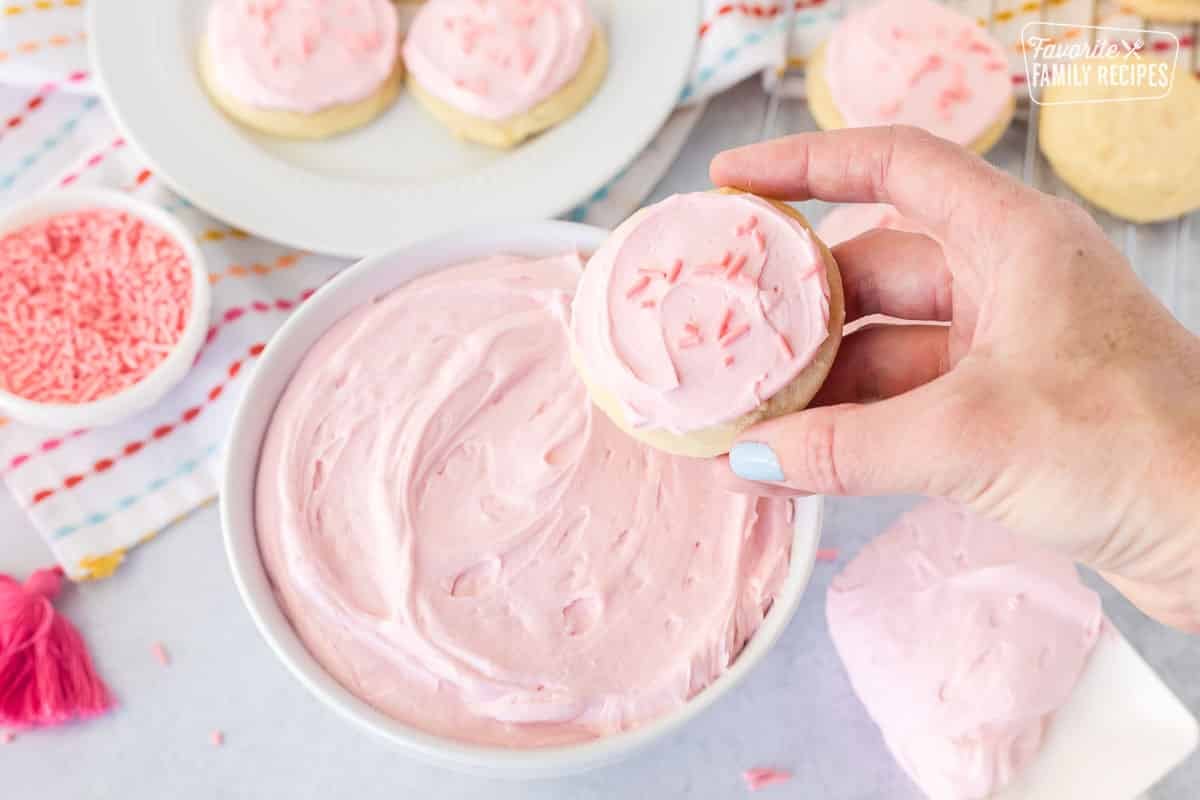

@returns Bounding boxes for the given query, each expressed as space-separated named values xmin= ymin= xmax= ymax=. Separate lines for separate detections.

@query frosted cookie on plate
xmin=806 ymin=0 xmax=1015 ymax=154
xmin=1039 ymin=58 xmax=1200 ymax=223
xmin=570 ymin=189 xmax=845 ymax=459
xmin=402 ymin=0 xmax=608 ymax=148
xmin=200 ymin=0 xmax=403 ymax=139
xmin=1124 ymin=0 xmax=1200 ymax=19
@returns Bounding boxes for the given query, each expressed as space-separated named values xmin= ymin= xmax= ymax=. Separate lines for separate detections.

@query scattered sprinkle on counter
xmin=742 ymin=767 xmax=792 ymax=791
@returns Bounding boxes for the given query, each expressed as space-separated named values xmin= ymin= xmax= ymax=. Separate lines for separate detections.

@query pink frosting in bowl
xmin=205 ymin=0 xmax=401 ymax=114
xmin=221 ymin=222 xmax=823 ymax=777
xmin=402 ymin=0 xmax=595 ymax=120
xmin=571 ymin=192 xmax=831 ymax=435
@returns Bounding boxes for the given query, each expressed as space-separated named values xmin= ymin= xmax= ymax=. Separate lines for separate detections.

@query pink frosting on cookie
xmin=827 ymin=501 xmax=1103 ymax=800
xmin=816 ymin=203 xmax=925 ymax=246
xmin=205 ymin=0 xmax=399 ymax=114
xmin=823 ymin=0 xmax=1011 ymax=146
xmin=402 ymin=0 xmax=594 ymax=120
xmin=255 ymin=252 xmax=794 ymax=746
xmin=571 ymin=193 xmax=830 ymax=435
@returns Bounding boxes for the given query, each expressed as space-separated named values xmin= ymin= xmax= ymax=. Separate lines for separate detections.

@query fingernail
xmin=729 ymin=442 xmax=785 ymax=483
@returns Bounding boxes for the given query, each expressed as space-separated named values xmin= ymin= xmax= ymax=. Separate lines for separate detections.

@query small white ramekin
xmin=0 ymin=188 xmax=210 ymax=429
xmin=221 ymin=221 xmax=822 ymax=779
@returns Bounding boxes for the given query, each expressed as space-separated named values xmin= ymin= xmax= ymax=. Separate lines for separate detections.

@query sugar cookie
xmin=1124 ymin=0 xmax=1200 ymax=20
xmin=402 ymin=0 xmax=607 ymax=149
xmin=200 ymin=0 xmax=402 ymax=140
xmin=806 ymin=0 xmax=1014 ymax=154
xmin=1039 ymin=58 xmax=1200 ymax=223
xmin=570 ymin=189 xmax=845 ymax=459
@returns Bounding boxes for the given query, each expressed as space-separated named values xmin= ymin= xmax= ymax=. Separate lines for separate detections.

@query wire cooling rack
xmin=759 ymin=0 xmax=1200 ymax=332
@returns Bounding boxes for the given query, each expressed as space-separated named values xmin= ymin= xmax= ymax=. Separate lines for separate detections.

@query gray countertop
xmin=3 ymin=78 xmax=1197 ymax=798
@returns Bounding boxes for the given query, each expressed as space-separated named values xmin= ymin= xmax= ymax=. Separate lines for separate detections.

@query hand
xmin=711 ymin=126 xmax=1200 ymax=632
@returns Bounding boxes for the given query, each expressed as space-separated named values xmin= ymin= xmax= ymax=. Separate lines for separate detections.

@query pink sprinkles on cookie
xmin=735 ymin=215 xmax=758 ymax=236
xmin=625 ymin=275 xmax=651 ymax=299
xmin=717 ymin=307 xmax=734 ymax=339
xmin=720 ymin=324 xmax=751 ymax=348
xmin=0 ymin=209 xmax=192 ymax=405
xmin=726 ymin=254 xmax=748 ymax=281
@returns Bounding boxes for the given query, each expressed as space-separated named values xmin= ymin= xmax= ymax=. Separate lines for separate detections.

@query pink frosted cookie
xmin=827 ymin=501 xmax=1103 ymax=800
xmin=199 ymin=0 xmax=403 ymax=139
xmin=807 ymin=0 xmax=1015 ymax=154
xmin=570 ymin=189 xmax=845 ymax=458
xmin=402 ymin=0 xmax=608 ymax=147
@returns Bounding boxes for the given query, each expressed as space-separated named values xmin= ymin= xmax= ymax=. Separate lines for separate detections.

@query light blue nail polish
xmin=730 ymin=442 xmax=785 ymax=483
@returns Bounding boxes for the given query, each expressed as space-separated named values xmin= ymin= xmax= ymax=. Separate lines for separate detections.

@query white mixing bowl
xmin=221 ymin=220 xmax=822 ymax=778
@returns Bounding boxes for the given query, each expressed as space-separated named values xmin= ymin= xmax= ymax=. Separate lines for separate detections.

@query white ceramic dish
xmin=220 ymin=221 xmax=823 ymax=778
xmin=89 ymin=1 xmax=699 ymax=258
xmin=0 ymin=188 xmax=210 ymax=430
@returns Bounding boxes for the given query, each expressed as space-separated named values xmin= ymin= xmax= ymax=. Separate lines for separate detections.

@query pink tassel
xmin=0 ymin=566 xmax=113 ymax=728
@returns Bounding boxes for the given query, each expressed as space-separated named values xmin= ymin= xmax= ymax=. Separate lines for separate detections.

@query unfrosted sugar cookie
xmin=1125 ymin=0 xmax=1200 ymax=20
xmin=402 ymin=0 xmax=608 ymax=148
xmin=200 ymin=0 xmax=403 ymax=139
xmin=807 ymin=0 xmax=1015 ymax=154
xmin=570 ymin=189 xmax=845 ymax=459
xmin=1039 ymin=58 xmax=1200 ymax=223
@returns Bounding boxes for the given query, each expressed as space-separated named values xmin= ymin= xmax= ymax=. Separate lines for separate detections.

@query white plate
xmin=88 ymin=1 xmax=698 ymax=257
xmin=999 ymin=627 xmax=1198 ymax=800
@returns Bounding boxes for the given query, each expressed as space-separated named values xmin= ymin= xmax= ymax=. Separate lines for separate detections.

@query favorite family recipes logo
xmin=1020 ymin=22 xmax=1179 ymax=104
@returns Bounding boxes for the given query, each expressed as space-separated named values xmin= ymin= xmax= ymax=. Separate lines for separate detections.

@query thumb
xmin=726 ymin=372 xmax=990 ymax=498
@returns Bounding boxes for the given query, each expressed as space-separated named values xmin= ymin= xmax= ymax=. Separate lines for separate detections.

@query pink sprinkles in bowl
xmin=0 ymin=208 xmax=193 ymax=405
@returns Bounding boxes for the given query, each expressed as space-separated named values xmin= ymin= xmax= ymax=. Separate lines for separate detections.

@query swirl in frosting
xmin=571 ymin=193 xmax=831 ymax=435
xmin=402 ymin=0 xmax=595 ymax=120
xmin=255 ymin=252 xmax=794 ymax=746
xmin=823 ymin=0 xmax=1012 ymax=146
xmin=205 ymin=0 xmax=400 ymax=113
